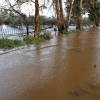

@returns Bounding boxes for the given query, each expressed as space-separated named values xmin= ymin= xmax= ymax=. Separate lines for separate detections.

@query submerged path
xmin=0 ymin=27 xmax=100 ymax=100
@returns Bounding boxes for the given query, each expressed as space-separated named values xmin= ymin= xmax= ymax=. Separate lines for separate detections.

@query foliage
xmin=28 ymin=16 xmax=35 ymax=25
xmin=42 ymin=30 xmax=52 ymax=39
xmin=67 ymin=0 xmax=80 ymax=21
xmin=12 ymin=17 xmax=22 ymax=25
xmin=39 ymin=16 xmax=57 ymax=25
xmin=4 ymin=16 xmax=11 ymax=25
xmin=62 ymin=30 xmax=74 ymax=34
xmin=1 ymin=15 xmax=57 ymax=26
xmin=0 ymin=39 xmax=24 ymax=49
xmin=62 ymin=30 xmax=67 ymax=34
xmin=24 ymin=36 xmax=44 ymax=45
xmin=88 ymin=0 xmax=100 ymax=26
xmin=3 ymin=16 xmax=23 ymax=25
xmin=0 ymin=36 xmax=46 ymax=49
xmin=0 ymin=17 xmax=3 ymax=25
xmin=82 ymin=17 xmax=91 ymax=25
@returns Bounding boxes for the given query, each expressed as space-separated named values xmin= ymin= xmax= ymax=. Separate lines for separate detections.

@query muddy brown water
xmin=0 ymin=27 xmax=100 ymax=100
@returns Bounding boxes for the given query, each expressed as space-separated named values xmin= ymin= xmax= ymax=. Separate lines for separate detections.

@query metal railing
xmin=0 ymin=25 xmax=34 ymax=39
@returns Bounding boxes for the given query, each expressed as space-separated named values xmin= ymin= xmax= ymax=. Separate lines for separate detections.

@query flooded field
xmin=0 ymin=27 xmax=100 ymax=100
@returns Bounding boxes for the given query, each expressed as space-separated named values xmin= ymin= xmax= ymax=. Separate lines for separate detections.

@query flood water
xmin=0 ymin=27 xmax=100 ymax=100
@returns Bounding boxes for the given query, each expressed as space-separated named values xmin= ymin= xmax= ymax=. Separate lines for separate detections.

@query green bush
xmin=4 ymin=16 xmax=11 ymax=25
xmin=0 ymin=17 xmax=3 ymax=25
xmin=62 ymin=30 xmax=73 ymax=34
xmin=62 ymin=30 xmax=67 ymax=34
xmin=14 ymin=40 xmax=24 ymax=46
xmin=24 ymin=36 xmax=44 ymax=45
xmin=0 ymin=34 xmax=52 ymax=49
xmin=0 ymin=39 xmax=24 ymax=49
xmin=43 ymin=30 xmax=52 ymax=39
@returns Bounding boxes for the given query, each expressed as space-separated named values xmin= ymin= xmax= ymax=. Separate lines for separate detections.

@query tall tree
xmin=76 ymin=0 xmax=83 ymax=29
xmin=65 ymin=0 xmax=74 ymax=31
xmin=59 ymin=0 xmax=65 ymax=31
xmin=55 ymin=0 xmax=65 ymax=32
xmin=34 ymin=0 xmax=39 ymax=38
xmin=71 ymin=0 xmax=83 ymax=29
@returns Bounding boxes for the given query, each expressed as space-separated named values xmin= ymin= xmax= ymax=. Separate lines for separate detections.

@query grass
xmin=0 ymin=37 xmax=45 ymax=50
xmin=0 ymin=39 xmax=24 ymax=49
xmin=24 ymin=36 xmax=44 ymax=45
xmin=24 ymin=30 xmax=52 ymax=45
xmin=61 ymin=30 xmax=76 ymax=34
xmin=0 ymin=31 xmax=52 ymax=50
xmin=42 ymin=30 xmax=52 ymax=39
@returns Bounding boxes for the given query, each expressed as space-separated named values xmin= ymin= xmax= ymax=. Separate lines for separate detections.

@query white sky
xmin=0 ymin=0 xmax=88 ymax=17
xmin=0 ymin=0 xmax=55 ymax=17
xmin=21 ymin=2 xmax=54 ymax=17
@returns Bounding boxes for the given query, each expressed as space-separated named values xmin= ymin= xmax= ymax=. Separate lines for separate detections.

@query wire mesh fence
xmin=0 ymin=25 xmax=34 ymax=40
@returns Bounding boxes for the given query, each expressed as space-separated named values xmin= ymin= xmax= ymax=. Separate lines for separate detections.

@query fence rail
xmin=0 ymin=25 xmax=35 ymax=39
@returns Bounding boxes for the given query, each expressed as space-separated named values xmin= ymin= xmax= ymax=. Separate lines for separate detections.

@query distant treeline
xmin=0 ymin=15 xmax=91 ymax=26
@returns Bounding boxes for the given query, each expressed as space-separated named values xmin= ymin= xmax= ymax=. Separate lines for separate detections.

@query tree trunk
xmin=66 ymin=0 xmax=74 ymax=31
xmin=35 ymin=0 xmax=39 ymax=38
xmin=23 ymin=17 xmax=29 ymax=37
xmin=56 ymin=0 xmax=64 ymax=32
xmin=76 ymin=19 xmax=81 ymax=29
xmin=76 ymin=0 xmax=82 ymax=29
xmin=59 ymin=0 xmax=65 ymax=31
xmin=56 ymin=0 xmax=61 ymax=32
xmin=26 ymin=24 xmax=29 ymax=37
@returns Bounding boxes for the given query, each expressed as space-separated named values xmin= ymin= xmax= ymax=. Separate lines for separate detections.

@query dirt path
xmin=0 ymin=27 xmax=100 ymax=100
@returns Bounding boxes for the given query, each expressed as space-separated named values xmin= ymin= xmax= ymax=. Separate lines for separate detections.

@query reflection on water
xmin=0 ymin=27 xmax=100 ymax=100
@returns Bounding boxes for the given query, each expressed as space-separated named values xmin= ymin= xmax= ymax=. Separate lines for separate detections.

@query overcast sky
xmin=0 ymin=0 xmax=88 ymax=17
xmin=0 ymin=0 xmax=55 ymax=17
xmin=21 ymin=2 xmax=55 ymax=17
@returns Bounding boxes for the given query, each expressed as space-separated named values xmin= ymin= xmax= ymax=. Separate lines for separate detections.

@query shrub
xmin=62 ymin=30 xmax=73 ymax=34
xmin=0 ymin=39 xmax=24 ymax=49
xmin=24 ymin=36 xmax=44 ymax=45
xmin=0 ymin=34 xmax=52 ymax=50
xmin=0 ymin=17 xmax=3 ymax=25
xmin=4 ymin=16 xmax=11 ymax=25
xmin=43 ymin=30 xmax=52 ymax=39
xmin=62 ymin=30 xmax=67 ymax=34
xmin=14 ymin=40 xmax=24 ymax=46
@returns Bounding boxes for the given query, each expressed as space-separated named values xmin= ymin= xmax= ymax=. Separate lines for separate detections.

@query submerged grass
xmin=43 ymin=30 xmax=52 ymax=39
xmin=61 ymin=30 xmax=77 ymax=34
xmin=24 ymin=36 xmax=44 ymax=45
xmin=0 ymin=39 xmax=24 ymax=49
xmin=0 ymin=30 xmax=52 ymax=50
xmin=0 ymin=37 xmax=45 ymax=50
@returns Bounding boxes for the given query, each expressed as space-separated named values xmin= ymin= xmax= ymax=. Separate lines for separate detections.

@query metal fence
xmin=0 ymin=25 xmax=59 ymax=40
xmin=0 ymin=25 xmax=34 ymax=40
